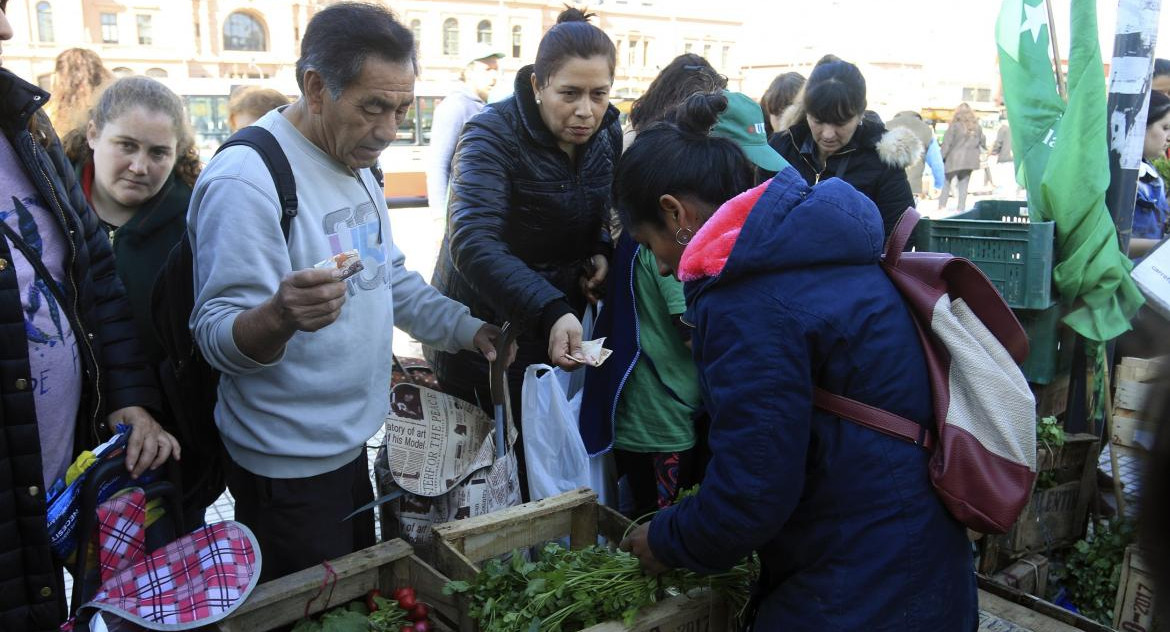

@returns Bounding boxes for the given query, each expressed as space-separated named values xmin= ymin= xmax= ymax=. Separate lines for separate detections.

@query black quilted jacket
xmin=431 ymin=65 xmax=621 ymax=335
xmin=0 ymin=67 xmax=160 ymax=631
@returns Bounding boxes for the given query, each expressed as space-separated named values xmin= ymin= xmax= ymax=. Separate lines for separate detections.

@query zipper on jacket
xmin=790 ymin=134 xmax=856 ymax=184
xmin=27 ymin=136 xmax=104 ymax=438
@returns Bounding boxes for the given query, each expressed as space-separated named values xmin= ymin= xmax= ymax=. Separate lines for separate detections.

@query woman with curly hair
xmin=939 ymin=102 xmax=986 ymax=212
xmin=63 ymin=75 xmax=201 ymax=363
xmin=45 ymin=47 xmax=112 ymax=132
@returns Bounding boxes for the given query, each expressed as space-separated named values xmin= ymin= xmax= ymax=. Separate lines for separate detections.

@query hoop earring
xmin=675 ymin=227 xmax=694 ymax=246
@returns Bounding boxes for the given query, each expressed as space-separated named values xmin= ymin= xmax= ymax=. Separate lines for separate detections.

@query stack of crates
xmin=916 ymin=200 xmax=1070 ymax=392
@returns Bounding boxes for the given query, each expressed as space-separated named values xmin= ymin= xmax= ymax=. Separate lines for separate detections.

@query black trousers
xmin=226 ymin=451 xmax=376 ymax=582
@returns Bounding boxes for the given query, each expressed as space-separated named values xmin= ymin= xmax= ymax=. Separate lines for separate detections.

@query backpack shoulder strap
xmin=813 ymin=387 xmax=934 ymax=449
xmin=214 ymin=126 xmax=296 ymax=241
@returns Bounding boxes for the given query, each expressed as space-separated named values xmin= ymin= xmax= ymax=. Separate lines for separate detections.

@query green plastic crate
xmin=916 ymin=200 xmax=1055 ymax=309
xmin=1014 ymin=303 xmax=1072 ymax=385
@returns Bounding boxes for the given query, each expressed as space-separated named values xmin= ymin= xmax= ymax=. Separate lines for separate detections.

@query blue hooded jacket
xmin=647 ymin=168 xmax=976 ymax=631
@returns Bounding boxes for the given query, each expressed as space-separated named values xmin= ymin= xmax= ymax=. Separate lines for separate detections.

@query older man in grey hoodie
xmin=189 ymin=3 xmax=507 ymax=581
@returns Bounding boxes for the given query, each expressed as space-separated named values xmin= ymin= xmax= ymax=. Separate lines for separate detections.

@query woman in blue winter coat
xmin=616 ymin=92 xmax=977 ymax=631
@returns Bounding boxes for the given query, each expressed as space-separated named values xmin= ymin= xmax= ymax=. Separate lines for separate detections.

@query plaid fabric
xmin=80 ymin=488 xmax=261 ymax=629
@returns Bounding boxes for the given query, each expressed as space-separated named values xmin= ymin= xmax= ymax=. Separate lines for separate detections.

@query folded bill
xmin=314 ymin=249 xmax=364 ymax=280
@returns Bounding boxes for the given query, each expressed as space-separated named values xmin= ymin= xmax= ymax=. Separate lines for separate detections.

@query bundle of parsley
xmin=444 ymin=542 xmax=756 ymax=632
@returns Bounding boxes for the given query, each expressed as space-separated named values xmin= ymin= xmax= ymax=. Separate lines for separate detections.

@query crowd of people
xmin=3 ymin=1 xmax=1170 ymax=630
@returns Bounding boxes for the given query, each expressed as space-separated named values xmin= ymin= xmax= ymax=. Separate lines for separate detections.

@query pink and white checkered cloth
xmin=79 ymin=488 xmax=262 ymax=629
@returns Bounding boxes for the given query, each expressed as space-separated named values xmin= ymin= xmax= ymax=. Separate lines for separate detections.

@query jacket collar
xmin=0 ymin=67 xmax=50 ymax=136
xmin=513 ymin=64 xmax=620 ymax=151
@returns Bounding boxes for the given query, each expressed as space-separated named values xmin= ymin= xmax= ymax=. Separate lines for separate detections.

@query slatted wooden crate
xmin=216 ymin=539 xmax=457 ymax=632
xmin=432 ymin=488 xmax=734 ymax=632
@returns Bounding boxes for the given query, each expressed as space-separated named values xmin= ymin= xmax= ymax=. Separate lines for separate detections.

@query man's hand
xmin=619 ymin=522 xmax=670 ymax=575
xmin=108 ymin=406 xmax=181 ymax=479
xmin=236 ymin=268 xmax=348 ymax=364
xmin=548 ymin=313 xmax=584 ymax=370
xmin=271 ymin=268 xmax=348 ymax=334
xmin=474 ymin=323 xmax=517 ymax=365
xmin=580 ymin=254 xmax=608 ymax=305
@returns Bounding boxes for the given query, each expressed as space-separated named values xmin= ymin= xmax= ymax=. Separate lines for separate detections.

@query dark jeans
xmin=226 ymin=451 xmax=375 ymax=582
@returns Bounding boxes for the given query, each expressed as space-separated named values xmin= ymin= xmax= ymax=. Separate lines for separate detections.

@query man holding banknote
xmin=188 ymin=2 xmax=506 ymax=581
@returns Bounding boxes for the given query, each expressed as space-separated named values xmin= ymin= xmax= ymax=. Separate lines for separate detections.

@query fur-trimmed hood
xmin=775 ymin=103 xmax=921 ymax=169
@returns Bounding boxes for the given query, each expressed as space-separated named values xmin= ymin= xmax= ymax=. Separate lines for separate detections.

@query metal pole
xmin=1044 ymin=0 xmax=1068 ymax=100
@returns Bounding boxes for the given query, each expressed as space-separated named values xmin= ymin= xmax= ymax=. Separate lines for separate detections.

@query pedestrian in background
xmin=45 ymin=47 xmax=112 ymax=133
xmin=759 ymin=71 xmax=804 ymax=138
xmin=427 ymin=43 xmax=505 ymax=209
xmin=227 ymin=86 xmax=291 ymax=132
xmin=939 ymin=102 xmax=986 ymax=212
xmin=887 ymin=110 xmax=944 ymax=202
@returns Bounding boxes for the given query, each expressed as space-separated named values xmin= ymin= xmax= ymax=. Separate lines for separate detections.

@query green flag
xmin=997 ymin=0 xmax=1143 ymax=344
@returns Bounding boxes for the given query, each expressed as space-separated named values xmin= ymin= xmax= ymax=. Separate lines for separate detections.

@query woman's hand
xmin=619 ymin=522 xmax=670 ymax=575
xmin=548 ymin=313 xmax=584 ymax=370
xmin=473 ymin=323 xmax=518 ymax=366
xmin=108 ymin=406 xmax=181 ymax=479
xmin=580 ymin=254 xmax=608 ymax=305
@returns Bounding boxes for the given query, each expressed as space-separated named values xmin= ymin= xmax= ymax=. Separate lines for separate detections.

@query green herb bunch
xmin=444 ymin=541 xmax=758 ymax=632
xmin=1051 ymin=517 xmax=1135 ymax=625
xmin=1035 ymin=415 xmax=1066 ymax=490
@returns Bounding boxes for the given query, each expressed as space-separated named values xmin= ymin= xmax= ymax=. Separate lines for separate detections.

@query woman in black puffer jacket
xmin=426 ymin=8 xmax=621 ymax=493
xmin=769 ymin=58 xmax=919 ymax=243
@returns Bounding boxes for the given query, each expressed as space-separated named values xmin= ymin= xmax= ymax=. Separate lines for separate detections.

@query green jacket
xmin=75 ymin=162 xmax=191 ymax=363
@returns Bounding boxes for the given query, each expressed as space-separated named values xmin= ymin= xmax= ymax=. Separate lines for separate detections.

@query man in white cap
xmin=427 ymin=43 xmax=504 ymax=209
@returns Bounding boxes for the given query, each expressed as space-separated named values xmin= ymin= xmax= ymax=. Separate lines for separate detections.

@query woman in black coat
xmin=769 ymin=58 xmax=918 ymax=242
xmin=426 ymin=8 xmax=621 ymax=491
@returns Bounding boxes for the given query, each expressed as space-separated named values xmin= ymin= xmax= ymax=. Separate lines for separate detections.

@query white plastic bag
xmin=522 ymin=304 xmax=616 ymax=504
xmin=521 ymin=364 xmax=592 ymax=502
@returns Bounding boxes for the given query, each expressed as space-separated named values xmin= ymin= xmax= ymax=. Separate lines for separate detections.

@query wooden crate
xmin=978 ymin=575 xmax=1113 ymax=632
xmin=1114 ymin=545 xmax=1160 ymax=631
xmin=990 ymin=554 xmax=1048 ymax=597
xmin=432 ymin=488 xmax=733 ymax=632
xmin=979 ymin=434 xmax=1099 ymax=572
xmin=216 ymin=539 xmax=457 ymax=632
xmin=1034 ymin=373 xmax=1071 ymax=419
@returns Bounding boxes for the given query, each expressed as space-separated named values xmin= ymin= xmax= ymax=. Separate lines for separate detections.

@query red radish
xmin=408 ymin=603 xmax=429 ymax=621
xmin=392 ymin=587 xmax=415 ymax=602
xmin=396 ymin=593 xmax=417 ymax=610
xmin=399 ymin=626 xmax=413 ymax=632
xmin=365 ymin=588 xmax=381 ymax=612
xmin=411 ymin=621 xmax=430 ymax=632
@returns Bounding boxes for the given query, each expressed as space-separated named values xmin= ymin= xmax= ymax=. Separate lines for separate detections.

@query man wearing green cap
xmin=581 ymin=90 xmax=785 ymax=517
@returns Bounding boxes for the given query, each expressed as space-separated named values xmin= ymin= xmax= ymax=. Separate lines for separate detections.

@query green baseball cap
xmin=711 ymin=90 xmax=788 ymax=172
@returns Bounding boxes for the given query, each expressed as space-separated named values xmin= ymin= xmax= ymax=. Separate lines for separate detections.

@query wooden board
xmin=1115 ymin=356 xmax=1168 ymax=383
xmin=432 ymin=488 xmax=733 ymax=632
xmin=1034 ymin=374 xmax=1071 ymax=419
xmin=978 ymin=575 xmax=1114 ymax=632
xmin=1115 ymin=379 xmax=1155 ymax=413
xmin=215 ymin=539 xmax=455 ymax=632
xmin=1114 ymin=545 xmax=1159 ymax=631
xmin=1112 ymin=412 xmax=1156 ymax=452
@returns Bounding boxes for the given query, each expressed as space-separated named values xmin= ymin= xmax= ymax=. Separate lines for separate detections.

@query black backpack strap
xmin=214 ymin=126 xmax=296 ymax=241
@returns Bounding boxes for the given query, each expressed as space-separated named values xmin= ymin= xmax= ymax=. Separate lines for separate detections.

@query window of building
xmin=145 ymin=67 xmax=168 ymax=78
xmin=511 ymin=25 xmax=522 ymax=58
xmin=36 ymin=2 xmax=53 ymax=42
xmin=477 ymin=20 xmax=491 ymax=46
xmin=642 ymin=40 xmax=649 ymax=67
xmin=410 ymin=19 xmax=421 ymax=45
xmin=627 ymin=38 xmax=638 ymax=67
xmin=684 ymin=41 xmax=693 ymax=54
xmin=223 ymin=11 xmax=266 ymax=52
xmin=721 ymin=45 xmax=730 ymax=70
xmin=442 ymin=18 xmax=459 ymax=56
xmin=100 ymin=12 xmax=118 ymax=44
xmin=702 ymin=43 xmax=711 ymax=59
xmin=961 ymin=87 xmax=992 ymax=102
xmin=137 ymin=14 xmax=153 ymax=46
xmin=111 ymin=66 xmax=133 ymax=78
